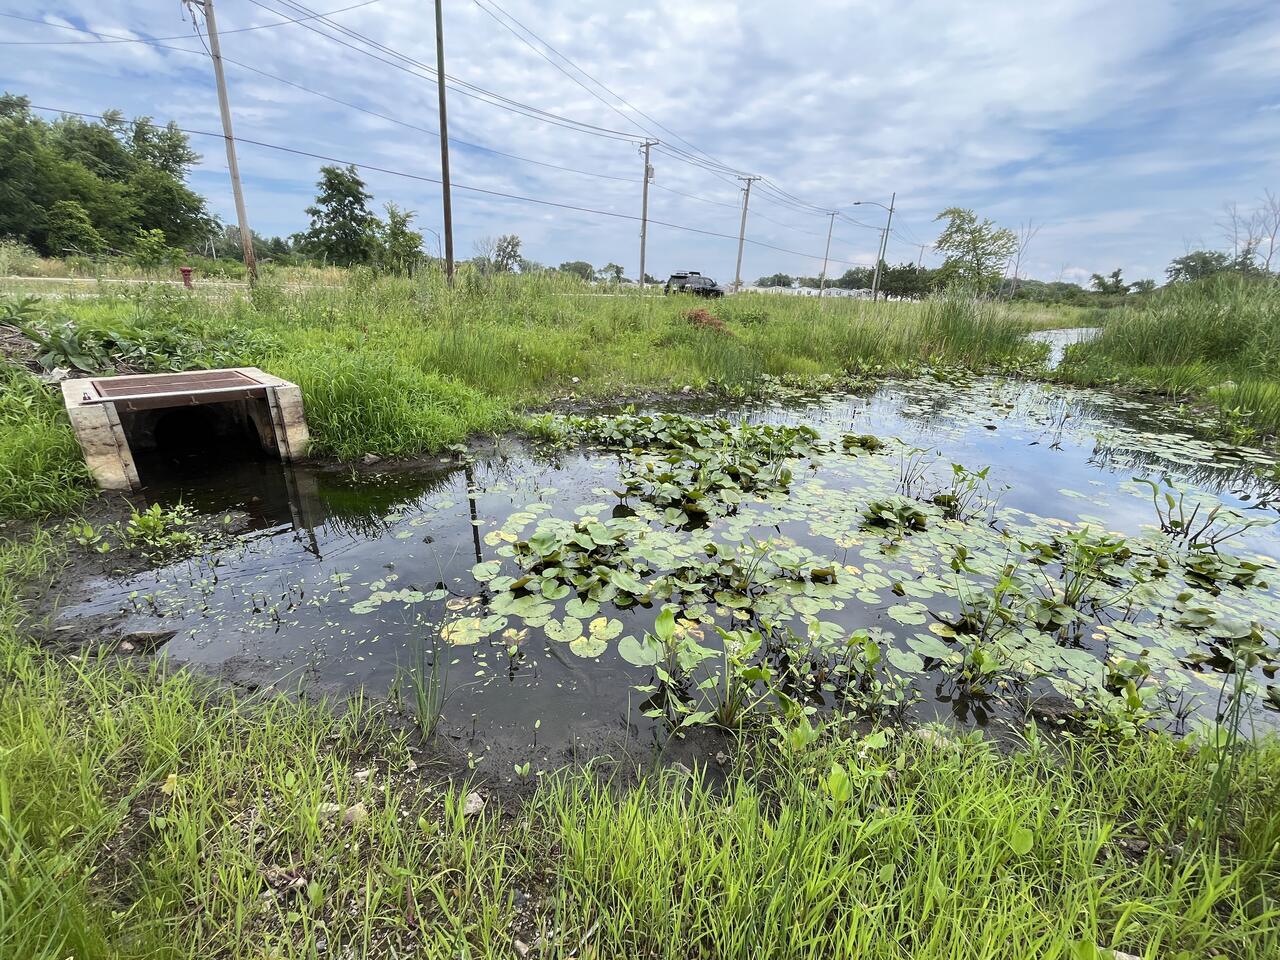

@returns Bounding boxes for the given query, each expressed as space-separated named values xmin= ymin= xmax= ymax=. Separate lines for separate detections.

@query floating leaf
xmin=545 ymin=617 xmax=584 ymax=644
xmin=569 ymin=634 xmax=608 ymax=658
xmin=886 ymin=602 xmax=928 ymax=626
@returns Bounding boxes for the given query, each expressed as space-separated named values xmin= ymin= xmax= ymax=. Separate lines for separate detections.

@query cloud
xmin=3 ymin=0 xmax=1278 ymax=282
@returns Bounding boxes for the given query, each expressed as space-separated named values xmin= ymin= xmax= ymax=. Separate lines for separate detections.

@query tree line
xmin=4 ymin=93 xmax=1276 ymax=296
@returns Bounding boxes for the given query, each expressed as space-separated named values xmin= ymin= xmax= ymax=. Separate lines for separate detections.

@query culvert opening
xmin=125 ymin=401 xmax=274 ymax=483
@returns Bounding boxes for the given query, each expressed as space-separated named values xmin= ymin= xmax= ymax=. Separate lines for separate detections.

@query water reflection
xmin=59 ymin=372 xmax=1280 ymax=770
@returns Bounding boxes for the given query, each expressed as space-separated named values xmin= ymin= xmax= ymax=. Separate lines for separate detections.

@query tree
xmin=297 ymin=165 xmax=380 ymax=266
xmin=756 ymin=273 xmax=793 ymax=288
xmin=879 ymin=262 xmax=937 ymax=300
xmin=1165 ymin=250 xmax=1232 ymax=283
xmin=932 ymin=207 xmax=1017 ymax=290
xmin=1090 ymin=269 xmax=1129 ymax=295
xmin=0 ymin=93 xmax=210 ymax=255
xmin=45 ymin=199 xmax=105 ymax=255
xmin=597 ymin=262 xmax=625 ymax=283
xmin=494 ymin=234 xmax=522 ymax=273
xmin=379 ymin=203 xmax=424 ymax=274
xmin=557 ymin=260 xmax=594 ymax=281
xmin=831 ymin=267 xmax=875 ymax=289
xmin=1002 ymin=219 xmax=1041 ymax=299
xmin=1129 ymin=278 xmax=1156 ymax=294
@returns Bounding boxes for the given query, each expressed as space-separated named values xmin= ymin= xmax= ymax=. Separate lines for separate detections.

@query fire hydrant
xmin=179 ymin=266 xmax=194 ymax=289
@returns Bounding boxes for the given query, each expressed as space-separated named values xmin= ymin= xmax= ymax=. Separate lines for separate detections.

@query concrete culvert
xmin=61 ymin=368 xmax=310 ymax=491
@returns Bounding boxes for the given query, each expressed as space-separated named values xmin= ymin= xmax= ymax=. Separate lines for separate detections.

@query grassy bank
xmin=2 ymin=532 xmax=1277 ymax=959
xmin=0 ymin=273 xmax=1053 ymax=516
xmin=1060 ymin=277 xmax=1280 ymax=438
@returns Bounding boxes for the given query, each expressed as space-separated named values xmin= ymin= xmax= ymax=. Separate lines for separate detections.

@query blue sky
xmin=3 ymin=0 xmax=1278 ymax=284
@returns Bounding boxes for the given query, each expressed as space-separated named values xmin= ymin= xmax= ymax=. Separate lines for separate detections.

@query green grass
xmin=1060 ymin=276 xmax=1280 ymax=437
xmin=1 ymin=271 xmax=1061 ymax=516
xmin=0 ymin=366 xmax=90 ymax=518
xmin=2 ymin=587 xmax=1277 ymax=958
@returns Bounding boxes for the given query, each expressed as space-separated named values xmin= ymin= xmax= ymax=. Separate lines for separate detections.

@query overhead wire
xmin=8 ymin=13 xmax=638 ymax=185
xmin=25 ymin=103 xmax=874 ymax=267
xmin=0 ymin=3 xmax=380 ymax=45
xmin=244 ymin=0 xmax=642 ymax=142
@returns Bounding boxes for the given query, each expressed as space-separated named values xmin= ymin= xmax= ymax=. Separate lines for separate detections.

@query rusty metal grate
xmin=85 ymin=369 xmax=269 ymax=411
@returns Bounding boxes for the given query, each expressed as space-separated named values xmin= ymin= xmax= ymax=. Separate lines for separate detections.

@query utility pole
xmin=195 ymin=0 xmax=257 ymax=285
xmin=732 ymin=175 xmax=760 ymax=293
xmin=817 ymin=211 xmax=836 ymax=299
xmin=916 ymin=244 xmax=926 ymax=269
xmin=869 ymin=191 xmax=895 ymax=302
xmin=433 ymin=0 xmax=455 ymax=284
xmin=638 ymin=140 xmax=656 ymax=289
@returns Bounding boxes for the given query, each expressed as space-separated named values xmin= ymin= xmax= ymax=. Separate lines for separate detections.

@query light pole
xmin=851 ymin=195 xmax=895 ymax=301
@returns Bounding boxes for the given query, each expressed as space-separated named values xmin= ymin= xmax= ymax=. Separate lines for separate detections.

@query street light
xmin=850 ymin=195 xmax=896 ymax=302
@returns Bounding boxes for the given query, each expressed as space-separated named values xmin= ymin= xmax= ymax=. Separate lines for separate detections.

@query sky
xmin=2 ymin=0 xmax=1278 ymax=285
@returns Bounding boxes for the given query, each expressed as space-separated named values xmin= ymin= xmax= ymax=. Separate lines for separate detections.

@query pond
xmin=59 ymin=360 xmax=1280 ymax=773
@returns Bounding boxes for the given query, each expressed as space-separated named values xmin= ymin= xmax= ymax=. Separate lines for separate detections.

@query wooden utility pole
xmin=870 ymin=191 xmax=895 ymax=302
xmin=197 ymin=0 xmax=257 ymax=284
xmin=732 ymin=175 xmax=759 ymax=292
xmin=917 ymin=244 xmax=926 ymax=268
xmin=433 ymin=0 xmax=455 ymax=283
xmin=817 ymin=212 xmax=836 ymax=299
xmin=638 ymin=140 xmax=656 ymax=289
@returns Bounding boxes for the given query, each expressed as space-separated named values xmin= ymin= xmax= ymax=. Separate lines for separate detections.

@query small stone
xmin=341 ymin=802 xmax=368 ymax=826
xmin=119 ymin=641 xmax=136 ymax=652
xmin=681 ymin=385 xmax=693 ymax=394
xmin=317 ymin=802 xmax=342 ymax=819
xmin=361 ymin=453 xmax=381 ymax=465
xmin=463 ymin=791 xmax=486 ymax=817
xmin=353 ymin=768 xmax=372 ymax=781
xmin=571 ymin=377 xmax=580 ymax=384
xmin=513 ymin=939 xmax=530 ymax=957
xmin=913 ymin=726 xmax=960 ymax=750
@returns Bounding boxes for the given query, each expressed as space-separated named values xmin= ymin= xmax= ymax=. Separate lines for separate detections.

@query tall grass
xmin=1062 ymin=276 xmax=1280 ymax=434
xmin=1 ymin=533 xmax=1277 ymax=958
xmin=1 ymin=634 xmax=1277 ymax=958
xmin=0 ymin=366 xmax=90 ymax=518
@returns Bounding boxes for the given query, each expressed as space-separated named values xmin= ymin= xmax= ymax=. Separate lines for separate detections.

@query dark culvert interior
xmin=125 ymin=402 xmax=273 ymax=485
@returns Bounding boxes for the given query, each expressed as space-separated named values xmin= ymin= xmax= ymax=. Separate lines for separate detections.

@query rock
xmin=913 ymin=726 xmax=960 ymax=750
xmin=462 ymin=791 xmax=486 ymax=817
xmin=513 ymin=939 xmax=531 ymax=957
xmin=353 ymin=768 xmax=372 ymax=781
xmin=119 ymin=641 xmax=136 ymax=653
xmin=571 ymin=377 xmax=581 ymax=384
xmin=118 ymin=628 xmax=176 ymax=651
xmin=361 ymin=453 xmax=381 ymax=465
xmin=341 ymin=801 xmax=369 ymax=827
xmin=681 ymin=385 xmax=693 ymax=394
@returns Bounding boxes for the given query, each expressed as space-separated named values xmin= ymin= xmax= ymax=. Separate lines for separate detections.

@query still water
xmin=61 ymin=364 xmax=1280 ymax=771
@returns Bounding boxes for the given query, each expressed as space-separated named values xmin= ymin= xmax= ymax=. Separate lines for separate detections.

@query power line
xmin=469 ymin=0 xmax=740 ymax=175
xmin=0 ymin=3 xmax=380 ymax=45
xmin=2 ymin=14 xmax=638 ymax=185
xmin=244 ymin=0 xmax=643 ymax=142
xmin=25 ymin=102 xmax=874 ymax=267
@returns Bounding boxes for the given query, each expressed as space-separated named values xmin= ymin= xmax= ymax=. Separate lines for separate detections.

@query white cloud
xmin=2 ymin=0 xmax=1277 ymax=282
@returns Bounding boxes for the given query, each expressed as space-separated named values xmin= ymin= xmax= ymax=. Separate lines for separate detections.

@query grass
xmin=1 ymin=537 xmax=1277 ymax=959
xmin=0 ymin=365 xmax=90 ymax=518
xmin=1060 ymin=276 xmax=1280 ymax=437
xmin=1 ymin=270 xmax=1058 ymax=516
xmin=2 ymin=272 xmax=1280 ymax=957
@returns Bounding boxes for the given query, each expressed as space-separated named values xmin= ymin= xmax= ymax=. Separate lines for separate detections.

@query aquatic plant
xmin=1137 ymin=476 xmax=1271 ymax=553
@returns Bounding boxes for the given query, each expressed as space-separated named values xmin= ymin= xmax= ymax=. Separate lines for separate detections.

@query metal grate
xmin=86 ymin=369 xmax=269 ymax=410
